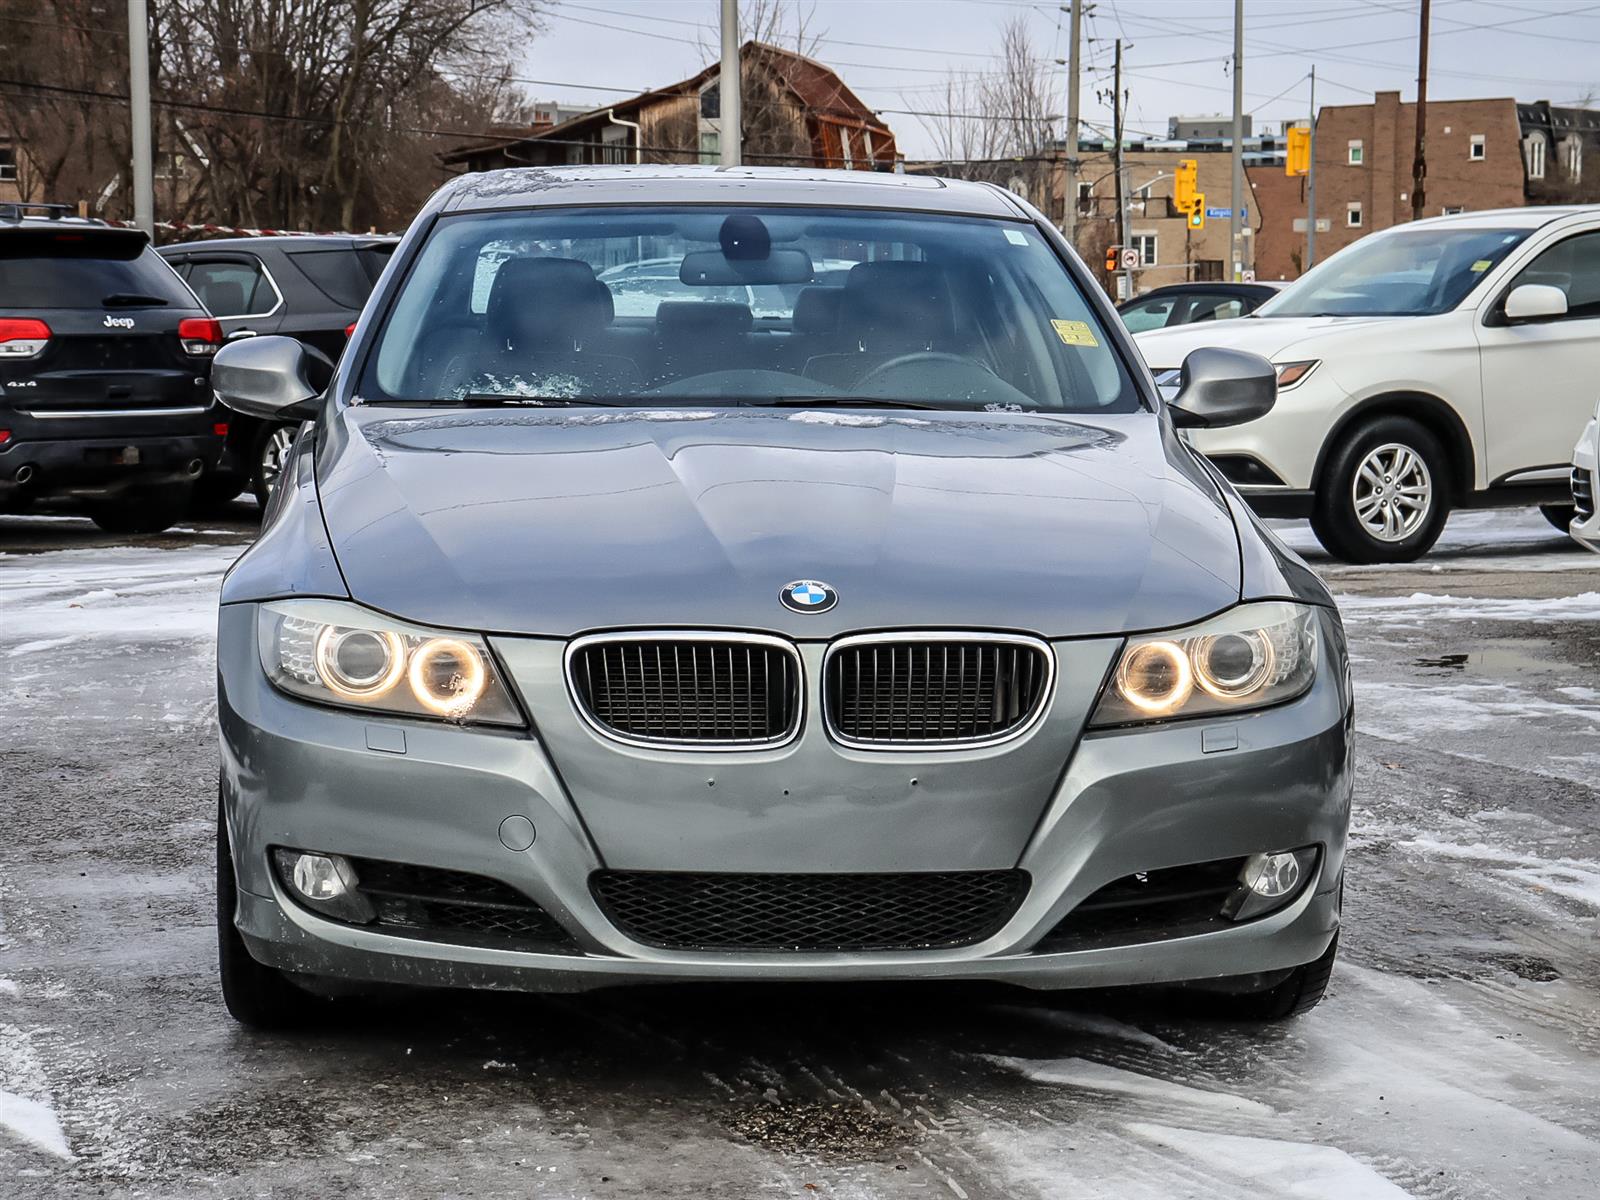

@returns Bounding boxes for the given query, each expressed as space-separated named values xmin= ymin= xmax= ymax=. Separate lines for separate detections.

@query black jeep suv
xmin=0 ymin=206 xmax=225 ymax=533
xmin=159 ymin=234 xmax=395 ymax=504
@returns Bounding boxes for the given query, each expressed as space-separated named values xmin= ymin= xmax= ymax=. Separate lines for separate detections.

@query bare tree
xmin=699 ymin=0 xmax=825 ymax=58
xmin=911 ymin=17 xmax=1063 ymax=222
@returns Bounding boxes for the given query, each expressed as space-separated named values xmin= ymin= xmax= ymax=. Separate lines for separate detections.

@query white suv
xmin=1135 ymin=208 xmax=1599 ymax=563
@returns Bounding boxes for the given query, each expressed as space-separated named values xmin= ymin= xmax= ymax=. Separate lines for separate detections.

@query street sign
xmin=1119 ymin=247 xmax=1141 ymax=270
xmin=1293 ymin=217 xmax=1332 ymax=233
xmin=1206 ymin=206 xmax=1249 ymax=219
xmin=1242 ymin=269 xmax=1257 ymax=283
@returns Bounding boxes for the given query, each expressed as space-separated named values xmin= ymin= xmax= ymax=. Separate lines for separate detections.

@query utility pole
xmin=1229 ymin=0 xmax=1244 ymax=281
xmin=1307 ymin=65 xmax=1318 ymax=269
xmin=1411 ymin=0 xmax=1430 ymax=220
xmin=719 ymin=0 xmax=742 ymax=167
xmin=1063 ymin=1 xmax=1084 ymax=246
xmin=127 ymin=0 xmax=154 ymax=234
xmin=1112 ymin=39 xmax=1130 ymax=301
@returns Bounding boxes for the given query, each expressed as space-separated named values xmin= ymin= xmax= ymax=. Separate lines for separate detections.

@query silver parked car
xmin=211 ymin=167 xmax=1352 ymax=1029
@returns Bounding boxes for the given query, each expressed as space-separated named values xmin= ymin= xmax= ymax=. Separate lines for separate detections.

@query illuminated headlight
xmin=1274 ymin=360 xmax=1319 ymax=390
xmin=258 ymin=599 xmax=522 ymax=725
xmin=1090 ymin=602 xmax=1319 ymax=726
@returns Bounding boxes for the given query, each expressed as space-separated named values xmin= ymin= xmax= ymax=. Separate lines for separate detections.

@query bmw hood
xmin=1134 ymin=314 xmax=1395 ymax=371
xmin=315 ymin=405 xmax=1242 ymax=639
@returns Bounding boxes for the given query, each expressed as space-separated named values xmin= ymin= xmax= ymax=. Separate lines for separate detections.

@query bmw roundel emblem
xmin=780 ymin=579 xmax=838 ymax=614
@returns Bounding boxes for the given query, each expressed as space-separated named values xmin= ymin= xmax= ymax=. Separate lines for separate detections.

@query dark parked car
xmin=0 ymin=205 xmax=225 ymax=533
xmin=159 ymin=234 xmax=396 ymax=503
xmin=1118 ymin=281 xmax=1284 ymax=333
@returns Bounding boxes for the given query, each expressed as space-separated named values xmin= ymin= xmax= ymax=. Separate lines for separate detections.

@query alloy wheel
xmin=259 ymin=427 xmax=296 ymax=498
xmin=1351 ymin=442 xmax=1432 ymax=542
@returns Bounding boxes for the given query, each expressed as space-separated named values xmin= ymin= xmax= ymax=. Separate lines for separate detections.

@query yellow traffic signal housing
xmin=1174 ymin=159 xmax=1198 ymax=213
xmin=1286 ymin=126 xmax=1311 ymax=177
xmin=1188 ymin=195 xmax=1206 ymax=230
xmin=1105 ymin=246 xmax=1119 ymax=272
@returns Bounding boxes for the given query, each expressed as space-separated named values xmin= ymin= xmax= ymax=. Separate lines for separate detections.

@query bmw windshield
xmin=363 ymin=206 xmax=1138 ymax=412
xmin=1256 ymin=226 xmax=1530 ymax=318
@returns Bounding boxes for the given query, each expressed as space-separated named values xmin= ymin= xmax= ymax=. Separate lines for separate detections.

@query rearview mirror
xmin=1167 ymin=347 xmax=1277 ymax=429
xmin=211 ymin=335 xmax=323 ymax=421
xmin=1503 ymin=283 xmax=1568 ymax=323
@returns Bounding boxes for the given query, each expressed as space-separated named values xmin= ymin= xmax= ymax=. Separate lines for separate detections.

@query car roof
xmin=438 ymin=166 xmax=1027 ymax=219
xmin=1397 ymin=205 xmax=1600 ymax=231
xmin=1128 ymin=281 xmax=1281 ymax=299
xmin=157 ymin=233 xmax=398 ymax=254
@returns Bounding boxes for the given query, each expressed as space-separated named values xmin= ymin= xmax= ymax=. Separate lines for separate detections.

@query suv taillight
xmin=0 ymin=318 xmax=51 ymax=358
xmin=178 ymin=317 xmax=223 ymax=356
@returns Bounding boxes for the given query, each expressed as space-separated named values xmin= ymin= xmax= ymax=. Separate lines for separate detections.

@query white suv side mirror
xmin=1504 ymin=283 xmax=1569 ymax=323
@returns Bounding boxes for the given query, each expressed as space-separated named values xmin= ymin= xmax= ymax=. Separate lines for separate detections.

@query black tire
xmin=1311 ymin=417 xmax=1451 ymax=563
xmin=217 ymin=800 xmax=327 ymax=1030
xmin=1541 ymin=504 xmax=1577 ymax=533
xmin=251 ymin=424 xmax=298 ymax=508
xmin=87 ymin=484 xmax=195 ymax=535
xmin=1189 ymin=934 xmax=1340 ymax=1021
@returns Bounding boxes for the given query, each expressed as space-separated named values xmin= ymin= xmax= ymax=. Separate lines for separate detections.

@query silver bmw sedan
xmin=211 ymin=166 xmax=1351 ymax=1029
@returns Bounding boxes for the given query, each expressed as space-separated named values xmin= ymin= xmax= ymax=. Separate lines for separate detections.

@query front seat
xmin=801 ymin=262 xmax=957 ymax=390
xmin=456 ymin=257 xmax=642 ymax=396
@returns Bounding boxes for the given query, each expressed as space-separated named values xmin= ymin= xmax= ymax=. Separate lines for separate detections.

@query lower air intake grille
xmin=1574 ymin=465 xmax=1595 ymax=522
xmin=591 ymin=870 xmax=1028 ymax=951
xmin=825 ymin=636 xmax=1052 ymax=746
xmin=568 ymin=635 xmax=801 ymax=746
xmin=1034 ymin=858 xmax=1248 ymax=952
xmin=348 ymin=857 xmax=577 ymax=950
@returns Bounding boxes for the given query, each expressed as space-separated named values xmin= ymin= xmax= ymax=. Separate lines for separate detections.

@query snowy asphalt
xmin=1 ymin=506 xmax=1597 ymax=1199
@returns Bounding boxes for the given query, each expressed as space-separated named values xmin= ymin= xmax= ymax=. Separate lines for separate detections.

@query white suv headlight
xmin=258 ymin=599 xmax=523 ymax=725
xmin=1090 ymin=602 xmax=1319 ymax=727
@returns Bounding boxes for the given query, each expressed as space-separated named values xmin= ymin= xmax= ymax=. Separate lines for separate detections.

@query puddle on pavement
xmin=1411 ymin=640 xmax=1572 ymax=677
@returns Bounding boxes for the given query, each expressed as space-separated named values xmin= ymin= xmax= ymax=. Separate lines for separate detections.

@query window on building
xmin=1346 ymin=202 xmax=1363 ymax=228
xmin=1348 ymin=140 xmax=1364 ymax=165
xmin=600 ymin=123 xmax=631 ymax=165
xmin=1567 ymin=136 xmax=1583 ymax=182
xmin=1132 ymin=234 xmax=1158 ymax=267
xmin=700 ymin=82 xmax=720 ymax=120
xmin=699 ymin=130 xmax=720 ymax=164
xmin=1130 ymin=182 xmax=1153 ymax=216
xmin=0 ymin=146 xmax=16 ymax=183
xmin=1077 ymin=181 xmax=1093 ymax=215
xmin=1470 ymin=135 xmax=1485 ymax=161
xmin=1526 ymin=133 xmax=1547 ymax=179
xmin=1442 ymin=205 xmax=1465 ymax=216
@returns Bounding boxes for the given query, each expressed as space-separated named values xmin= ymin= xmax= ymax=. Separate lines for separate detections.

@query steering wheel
xmin=854 ymin=351 xmax=993 ymax=390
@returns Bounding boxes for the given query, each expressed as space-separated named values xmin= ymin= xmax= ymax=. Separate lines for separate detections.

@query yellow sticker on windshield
xmin=1052 ymin=319 xmax=1099 ymax=347
xmin=1470 ymin=259 xmax=1492 ymax=272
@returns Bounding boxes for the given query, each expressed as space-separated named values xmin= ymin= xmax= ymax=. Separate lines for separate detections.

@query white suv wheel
xmin=1351 ymin=442 xmax=1433 ymax=542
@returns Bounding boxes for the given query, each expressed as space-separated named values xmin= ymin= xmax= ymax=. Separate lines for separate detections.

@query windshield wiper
xmin=102 ymin=292 xmax=170 ymax=307
xmin=454 ymin=393 xmax=629 ymax=407
xmin=760 ymin=396 xmax=946 ymax=411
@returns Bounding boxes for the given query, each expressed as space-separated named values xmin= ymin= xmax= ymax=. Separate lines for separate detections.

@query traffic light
xmin=1105 ymin=246 xmax=1119 ymax=272
xmin=1174 ymin=159 xmax=1198 ymax=214
xmin=1188 ymin=195 xmax=1206 ymax=230
xmin=1286 ymin=126 xmax=1311 ymax=177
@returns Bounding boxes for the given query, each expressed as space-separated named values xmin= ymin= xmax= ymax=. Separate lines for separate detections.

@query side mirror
xmin=211 ymin=335 xmax=323 ymax=421
xmin=1167 ymin=347 xmax=1277 ymax=429
xmin=1503 ymin=283 xmax=1568 ymax=324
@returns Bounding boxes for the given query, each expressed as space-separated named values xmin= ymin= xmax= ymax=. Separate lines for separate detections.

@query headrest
xmin=839 ymin=261 xmax=954 ymax=351
xmin=792 ymin=287 xmax=843 ymax=334
xmin=487 ymin=257 xmax=613 ymax=349
xmin=655 ymin=301 xmax=753 ymax=337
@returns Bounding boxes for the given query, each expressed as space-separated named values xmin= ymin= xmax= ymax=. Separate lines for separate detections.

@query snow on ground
xmin=0 ymin=1022 xmax=72 ymax=1161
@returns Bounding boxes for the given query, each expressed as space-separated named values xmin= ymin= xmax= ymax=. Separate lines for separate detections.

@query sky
xmin=517 ymin=0 xmax=1600 ymax=159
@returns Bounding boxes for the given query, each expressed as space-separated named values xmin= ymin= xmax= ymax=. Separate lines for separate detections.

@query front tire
xmin=1312 ymin=417 xmax=1451 ymax=563
xmin=1188 ymin=934 xmax=1339 ymax=1021
xmin=88 ymin=484 xmax=194 ymax=535
xmin=1541 ymin=504 xmax=1576 ymax=533
xmin=217 ymin=800 xmax=327 ymax=1029
xmin=252 ymin=424 xmax=297 ymax=507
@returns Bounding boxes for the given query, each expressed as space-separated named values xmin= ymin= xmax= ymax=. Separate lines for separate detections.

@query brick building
xmin=1254 ymin=92 xmax=1600 ymax=280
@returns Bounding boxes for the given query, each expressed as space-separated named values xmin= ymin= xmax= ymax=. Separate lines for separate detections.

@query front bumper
xmin=219 ymin=604 xmax=1352 ymax=994
xmin=1571 ymin=423 xmax=1598 ymax=554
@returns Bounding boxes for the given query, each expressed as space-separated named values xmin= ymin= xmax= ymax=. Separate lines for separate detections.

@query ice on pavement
xmin=983 ymin=1056 xmax=1273 ymax=1117
xmin=0 ymin=1024 xmax=72 ymax=1161
xmin=1336 ymin=591 xmax=1600 ymax=622
xmin=1124 ymin=1125 xmax=1414 ymax=1200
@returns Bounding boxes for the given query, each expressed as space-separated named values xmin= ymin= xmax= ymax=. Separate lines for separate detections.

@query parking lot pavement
xmin=1 ymin=507 xmax=1596 ymax=1199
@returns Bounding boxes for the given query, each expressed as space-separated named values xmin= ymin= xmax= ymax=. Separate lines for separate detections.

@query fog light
xmin=272 ymin=848 xmax=376 ymax=924
xmin=1224 ymin=846 xmax=1319 ymax=922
